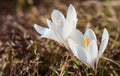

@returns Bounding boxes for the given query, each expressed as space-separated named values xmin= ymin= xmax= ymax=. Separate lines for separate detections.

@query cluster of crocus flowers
xmin=34 ymin=4 xmax=109 ymax=70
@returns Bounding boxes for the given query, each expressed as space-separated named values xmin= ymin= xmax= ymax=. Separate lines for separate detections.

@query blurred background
xmin=0 ymin=0 xmax=120 ymax=76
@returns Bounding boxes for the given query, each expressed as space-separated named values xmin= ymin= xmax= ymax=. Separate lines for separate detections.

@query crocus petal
xmin=67 ymin=4 xmax=77 ymax=22
xmin=98 ymin=28 xmax=109 ymax=59
xmin=62 ymin=5 xmax=77 ymax=40
xmin=68 ymin=39 xmax=88 ymax=66
xmin=84 ymin=28 xmax=97 ymax=41
xmin=34 ymin=24 xmax=59 ymax=42
xmin=87 ymin=40 xmax=98 ymax=69
xmin=47 ymin=19 xmax=71 ymax=49
xmin=63 ymin=20 xmax=73 ymax=39
xmin=73 ymin=19 xmax=78 ymax=29
xmin=47 ymin=19 xmax=64 ymax=43
xmin=70 ymin=29 xmax=83 ymax=44
xmin=47 ymin=19 xmax=63 ymax=37
xmin=34 ymin=24 xmax=48 ymax=35
xmin=51 ymin=10 xmax=65 ymax=25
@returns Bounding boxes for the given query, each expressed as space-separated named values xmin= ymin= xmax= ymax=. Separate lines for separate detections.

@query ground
xmin=0 ymin=0 xmax=120 ymax=76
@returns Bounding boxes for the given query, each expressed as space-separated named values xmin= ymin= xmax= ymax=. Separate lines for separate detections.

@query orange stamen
xmin=83 ymin=39 xmax=90 ymax=48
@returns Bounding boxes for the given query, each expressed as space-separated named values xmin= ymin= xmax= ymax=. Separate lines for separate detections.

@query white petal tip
xmin=34 ymin=24 xmax=39 ymax=30
xmin=34 ymin=24 xmax=49 ymax=35
xmin=103 ymin=28 xmax=109 ymax=39
xmin=104 ymin=28 xmax=108 ymax=34
xmin=52 ymin=10 xmax=59 ymax=13
xmin=47 ymin=19 xmax=51 ymax=23
xmin=68 ymin=4 xmax=75 ymax=11
xmin=69 ymin=4 xmax=74 ymax=8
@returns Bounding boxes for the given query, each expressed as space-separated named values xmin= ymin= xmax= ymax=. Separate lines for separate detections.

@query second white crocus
xmin=34 ymin=4 xmax=78 ymax=51
xmin=68 ymin=28 xmax=109 ymax=70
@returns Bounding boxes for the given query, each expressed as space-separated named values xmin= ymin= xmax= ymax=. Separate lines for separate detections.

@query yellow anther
xmin=83 ymin=39 xmax=90 ymax=48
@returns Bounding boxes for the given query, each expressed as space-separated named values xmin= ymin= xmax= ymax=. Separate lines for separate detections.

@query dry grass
xmin=0 ymin=0 xmax=120 ymax=76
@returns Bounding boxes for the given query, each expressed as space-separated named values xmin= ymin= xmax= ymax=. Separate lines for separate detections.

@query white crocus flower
xmin=68 ymin=28 xmax=109 ymax=70
xmin=34 ymin=4 xmax=78 ymax=52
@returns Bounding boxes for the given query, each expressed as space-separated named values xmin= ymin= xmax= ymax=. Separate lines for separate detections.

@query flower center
xmin=83 ymin=39 xmax=90 ymax=48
